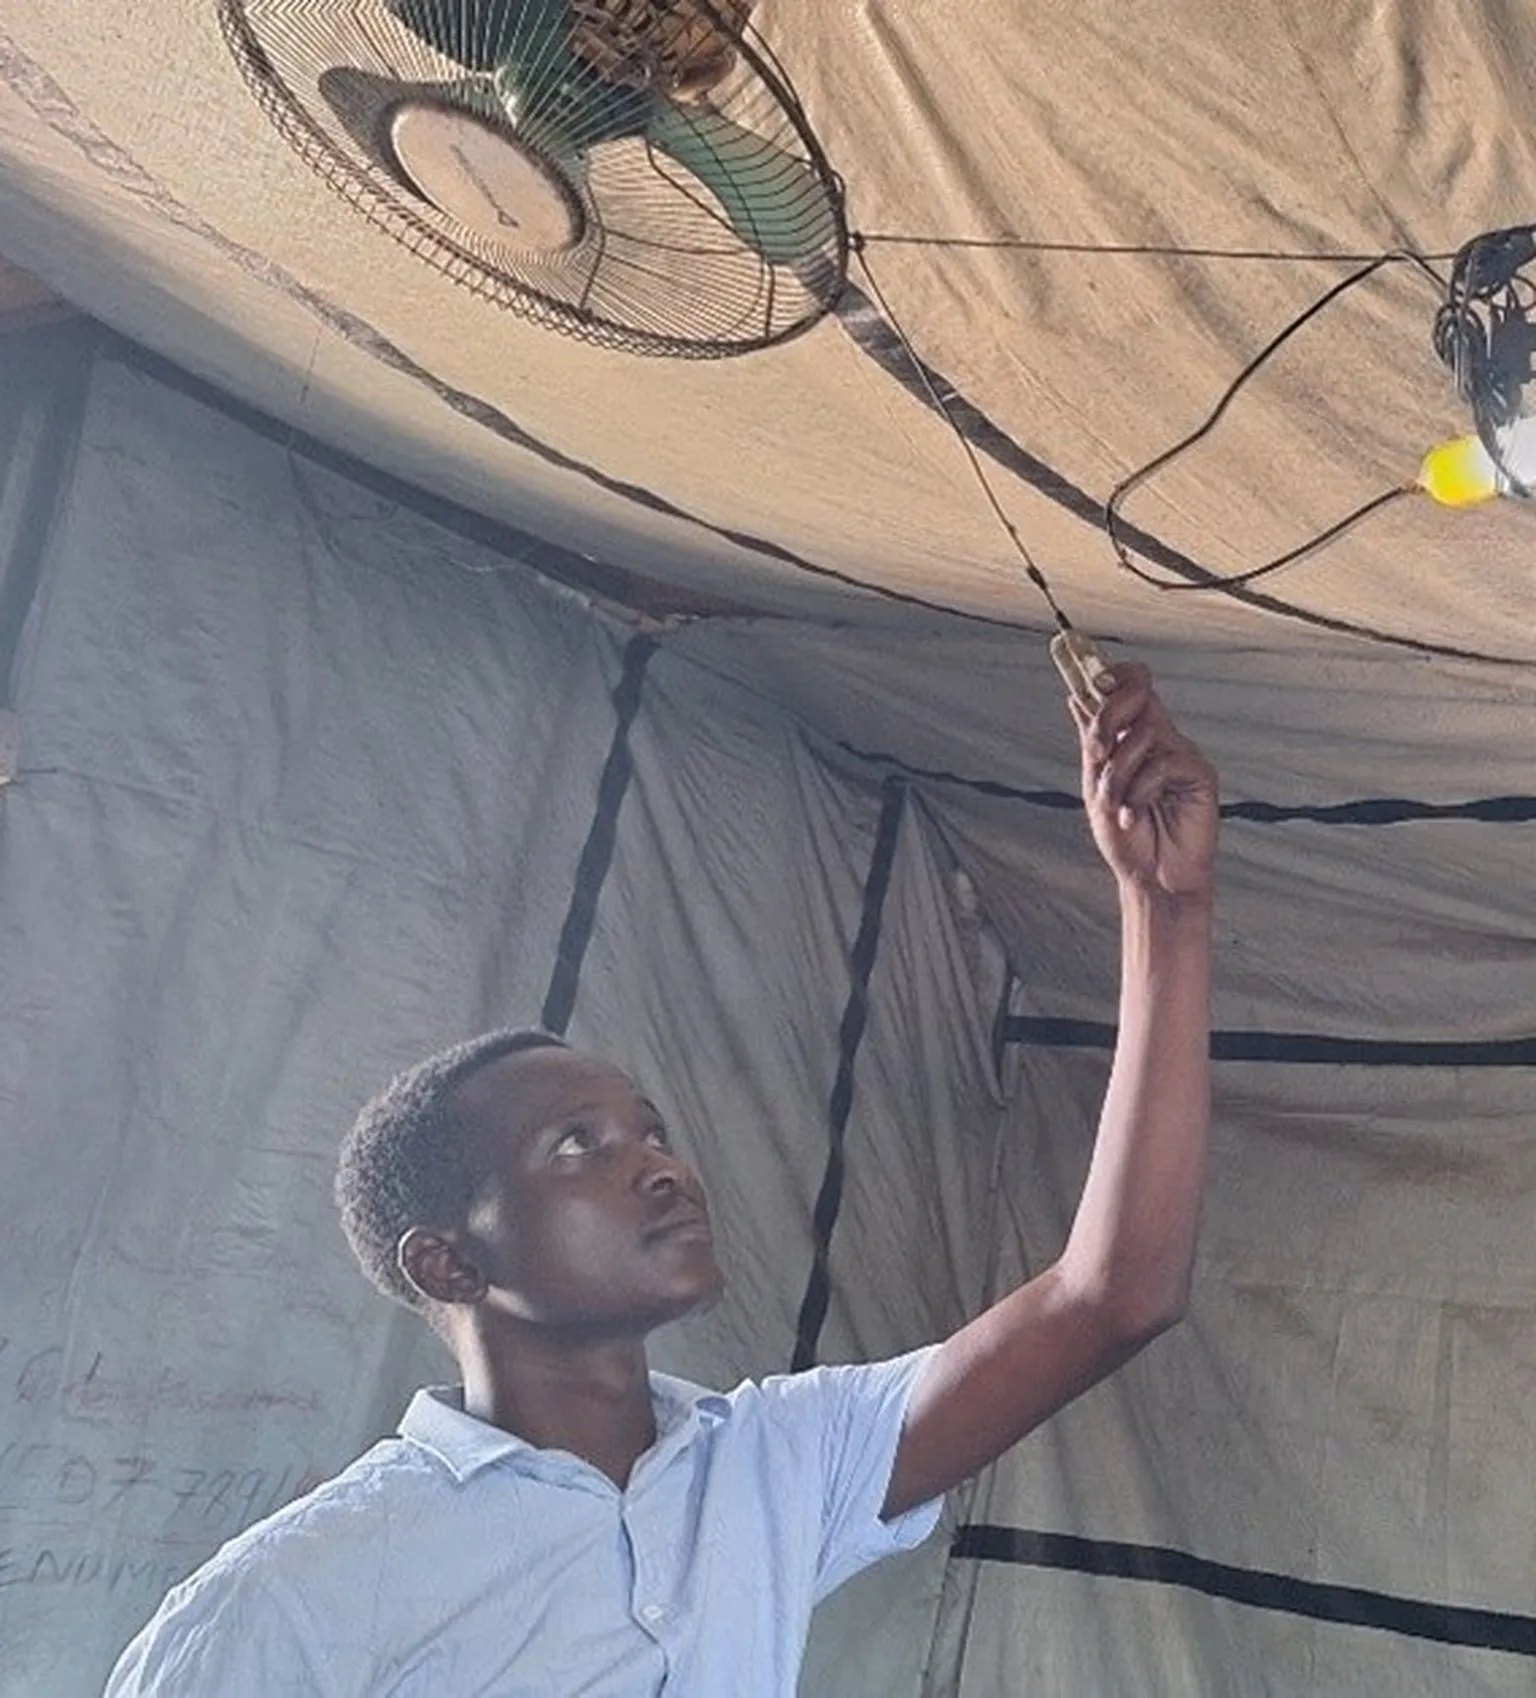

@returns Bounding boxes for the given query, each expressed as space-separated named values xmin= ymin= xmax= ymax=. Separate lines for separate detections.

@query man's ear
xmin=398 ymin=1227 xmax=488 ymax=1308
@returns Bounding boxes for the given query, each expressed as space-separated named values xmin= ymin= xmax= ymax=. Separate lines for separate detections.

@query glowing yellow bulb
xmin=1417 ymin=434 xmax=1501 ymax=508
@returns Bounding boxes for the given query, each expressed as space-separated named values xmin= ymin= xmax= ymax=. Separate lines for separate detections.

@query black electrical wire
xmin=860 ymin=231 xmax=1459 ymax=266
xmin=852 ymin=218 xmax=1536 ymax=645
xmin=849 ymin=233 xmax=1075 ymax=630
xmin=1104 ymin=249 xmax=1447 ymax=594
xmin=850 ymin=234 xmax=1461 ymax=618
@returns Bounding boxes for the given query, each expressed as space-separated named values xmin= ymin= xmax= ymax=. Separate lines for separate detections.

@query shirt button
xmin=641 ymin=1604 xmax=666 ymax=1623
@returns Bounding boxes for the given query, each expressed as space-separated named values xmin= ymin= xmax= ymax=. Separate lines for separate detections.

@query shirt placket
xmin=621 ymin=1410 xmax=700 ymax=1676
xmin=626 ymin=1521 xmax=669 ymax=1625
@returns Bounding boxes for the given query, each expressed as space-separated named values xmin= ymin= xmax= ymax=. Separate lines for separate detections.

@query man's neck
xmin=456 ymin=1323 xmax=658 ymax=1489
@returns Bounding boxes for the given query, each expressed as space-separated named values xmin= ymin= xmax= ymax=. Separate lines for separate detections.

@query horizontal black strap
xmin=1231 ymin=796 xmax=1536 ymax=825
xmin=951 ymin=1526 xmax=1536 ymax=1656
xmin=1004 ymin=1016 xmax=1536 ymax=1068
xmin=837 ymin=744 xmax=1536 ymax=826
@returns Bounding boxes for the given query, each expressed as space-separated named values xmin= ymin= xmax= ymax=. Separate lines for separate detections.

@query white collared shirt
xmin=104 ymin=1347 xmax=942 ymax=1696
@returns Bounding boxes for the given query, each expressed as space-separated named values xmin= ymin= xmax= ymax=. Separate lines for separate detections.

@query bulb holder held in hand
xmin=1050 ymin=628 xmax=1114 ymax=710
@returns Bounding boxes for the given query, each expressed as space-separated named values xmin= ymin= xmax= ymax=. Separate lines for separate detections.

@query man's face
xmin=449 ymin=1045 xmax=725 ymax=1335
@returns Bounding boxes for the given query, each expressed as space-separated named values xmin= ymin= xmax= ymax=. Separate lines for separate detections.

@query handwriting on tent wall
xmin=0 ymin=1335 xmax=326 ymax=1602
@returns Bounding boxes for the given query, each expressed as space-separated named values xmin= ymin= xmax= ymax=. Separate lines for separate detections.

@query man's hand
xmin=1070 ymin=663 xmax=1218 ymax=900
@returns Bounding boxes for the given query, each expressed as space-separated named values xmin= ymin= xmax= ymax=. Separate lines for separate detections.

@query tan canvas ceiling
xmin=2 ymin=1 xmax=1535 ymax=654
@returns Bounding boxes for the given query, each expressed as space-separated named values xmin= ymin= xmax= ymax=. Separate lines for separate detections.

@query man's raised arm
xmin=885 ymin=662 xmax=1218 ymax=1519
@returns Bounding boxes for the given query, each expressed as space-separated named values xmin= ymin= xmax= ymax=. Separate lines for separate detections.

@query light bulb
xmin=1419 ymin=416 xmax=1536 ymax=507
xmin=1418 ymin=434 xmax=1501 ymax=507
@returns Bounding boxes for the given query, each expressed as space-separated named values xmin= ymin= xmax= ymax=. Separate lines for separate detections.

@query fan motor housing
xmin=386 ymin=102 xmax=585 ymax=255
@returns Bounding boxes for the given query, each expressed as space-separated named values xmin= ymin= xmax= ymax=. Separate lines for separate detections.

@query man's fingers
xmin=1104 ymin=660 xmax=1151 ymax=694
xmin=1121 ymin=752 xmax=1181 ymax=813
xmin=1095 ymin=721 xmax=1160 ymax=806
xmin=1072 ymin=665 xmax=1200 ymax=814
xmin=1083 ymin=673 xmax=1171 ymax=756
xmin=1096 ymin=721 xmax=1214 ymax=806
xmin=1125 ymin=742 xmax=1217 ymax=812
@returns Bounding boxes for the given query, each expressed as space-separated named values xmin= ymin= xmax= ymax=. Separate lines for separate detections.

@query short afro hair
xmin=335 ymin=1028 xmax=566 ymax=1312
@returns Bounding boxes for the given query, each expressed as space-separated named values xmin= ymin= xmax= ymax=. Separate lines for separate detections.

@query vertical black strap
xmin=540 ymin=634 xmax=657 ymax=1037
xmin=0 ymin=322 xmax=95 ymax=704
xmin=791 ymin=777 xmax=907 ymax=1371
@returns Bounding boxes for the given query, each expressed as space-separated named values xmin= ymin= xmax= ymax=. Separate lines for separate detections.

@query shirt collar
xmin=399 ymin=1376 xmax=730 ymax=1486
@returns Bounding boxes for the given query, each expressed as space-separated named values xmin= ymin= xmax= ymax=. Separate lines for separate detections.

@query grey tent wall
xmin=0 ymin=333 xmax=1005 ymax=1698
xmin=941 ymin=1015 xmax=1536 ymax=1670
xmin=898 ymin=756 xmax=1536 ymax=1698
xmin=792 ymin=776 xmax=908 ymax=1372
xmin=0 ymin=320 xmax=94 ymax=706
xmin=0 ymin=338 xmax=660 ymax=1696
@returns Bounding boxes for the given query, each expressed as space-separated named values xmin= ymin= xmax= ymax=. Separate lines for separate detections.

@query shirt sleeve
xmin=103 ymin=1565 xmax=329 ymax=1697
xmin=764 ymin=1344 xmax=945 ymax=1603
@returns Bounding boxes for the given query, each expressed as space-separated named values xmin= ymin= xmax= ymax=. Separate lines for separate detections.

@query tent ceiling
xmin=1 ymin=4 xmax=1535 ymax=655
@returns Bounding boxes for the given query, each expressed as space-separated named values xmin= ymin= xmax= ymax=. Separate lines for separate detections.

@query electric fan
xmin=1427 ymin=224 xmax=1536 ymax=498
xmin=218 ymin=0 xmax=849 ymax=356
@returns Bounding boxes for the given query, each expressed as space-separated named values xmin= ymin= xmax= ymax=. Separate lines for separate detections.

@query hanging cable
xmin=850 ymin=233 xmax=1464 ymax=618
xmin=1104 ymin=249 xmax=1446 ymax=593
xmin=849 ymin=234 xmax=1078 ymax=632
xmin=849 ymin=217 xmax=1535 ymax=663
xmin=860 ymin=231 xmax=1459 ymax=266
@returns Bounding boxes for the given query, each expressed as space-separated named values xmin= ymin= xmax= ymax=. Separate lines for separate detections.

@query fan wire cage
xmin=218 ymin=0 xmax=850 ymax=356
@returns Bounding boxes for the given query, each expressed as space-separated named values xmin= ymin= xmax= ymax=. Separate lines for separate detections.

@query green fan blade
xmin=387 ymin=0 xmax=562 ymax=72
xmin=492 ymin=3 xmax=653 ymax=157
xmin=389 ymin=0 xmax=649 ymax=152
xmin=646 ymin=101 xmax=834 ymax=265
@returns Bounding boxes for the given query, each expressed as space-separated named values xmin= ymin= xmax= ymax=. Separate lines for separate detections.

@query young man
xmin=105 ymin=663 xmax=1218 ymax=1695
